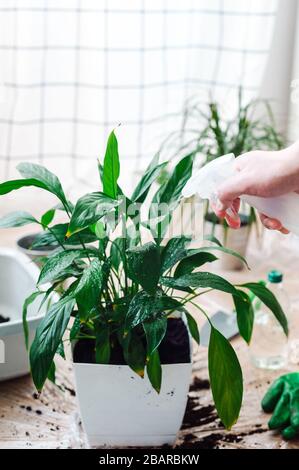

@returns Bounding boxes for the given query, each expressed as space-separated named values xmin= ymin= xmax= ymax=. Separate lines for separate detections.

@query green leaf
xmin=203 ymin=234 xmax=223 ymax=246
xmin=98 ymin=160 xmax=126 ymax=201
xmin=123 ymin=332 xmax=146 ymax=377
xmin=233 ymin=290 xmax=254 ymax=344
xmin=56 ymin=342 xmax=65 ymax=359
xmin=53 ymin=201 xmax=75 ymax=213
xmin=185 ymin=312 xmax=200 ymax=344
xmin=17 ymin=162 xmax=68 ymax=207
xmin=127 ymin=223 xmax=141 ymax=249
xmin=125 ymin=290 xmax=182 ymax=331
xmin=131 ymin=162 xmax=167 ymax=203
xmin=240 ymin=282 xmax=288 ymax=336
xmin=30 ymin=296 xmax=76 ymax=391
xmin=208 ymin=327 xmax=243 ymax=429
xmin=41 ymin=209 xmax=55 ymax=227
xmin=149 ymin=154 xmax=194 ymax=241
xmin=143 ymin=316 xmax=167 ymax=358
xmin=203 ymin=245 xmax=249 ymax=269
xmin=161 ymin=236 xmax=191 ymax=273
xmin=174 ymin=252 xmax=217 ymax=278
xmin=92 ymin=220 xmax=106 ymax=239
xmin=38 ymin=284 xmax=57 ymax=313
xmin=0 ymin=178 xmax=48 ymax=195
xmin=75 ymin=259 xmax=102 ymax=320
xmin=161 ymin=272 xmax=239 ymax=296
xmin=102 ymin=130 xmax=120 ymax=199
xmin=22 ymin=291 xmax=44 ymax=350
xmin=127 ymin=242 xmax=161 ymax=295
xmin=110 ymin=237 xmax=125 ymax=270
xmin=147 ymin=349 xmax=162 ymax=393
xmin=145 ymin=151 xmax=160 ymax=172
xmin=156 ymin=153 xmax=194 ymax=206
xmin=95 ymin=326 xmax=111 ymax=364
xmin=67 ymin=192 xmax=120 ymax=237
xmin=0 ymin=211 xmax=38 ymax=228
xmin=32 ymin=224 xmax=98 ymax=248
xmin=37 ymin=250 xmax=83 ymax=285
xmin=47 ymin=361 xmax=56 ymax=384
xmin=70 ymin=316 xmax=81 ymax=341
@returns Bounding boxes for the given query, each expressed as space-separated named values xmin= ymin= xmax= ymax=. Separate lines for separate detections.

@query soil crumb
xmin=63 ymin=385 xmax=76 ymax=397
xmin=189 ymin=377 xmax=210 ymax=392
xmin=0 ymin=314 xmax=9 ymax=323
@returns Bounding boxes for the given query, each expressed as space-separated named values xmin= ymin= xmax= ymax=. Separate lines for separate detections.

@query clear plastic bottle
xmin=249 ymin=270 xmax=289 ymax=370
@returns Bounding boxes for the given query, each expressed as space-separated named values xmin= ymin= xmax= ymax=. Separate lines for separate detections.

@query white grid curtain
xmin=0 ymin=0 xmax=278 ymax=214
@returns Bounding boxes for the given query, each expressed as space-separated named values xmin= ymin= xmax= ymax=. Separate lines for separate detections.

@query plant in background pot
xmin=0 ymin=131 xmax=288 ymax=447
xmin=161 ymin=89 xmax=284 ymax=270
xmin=14 ymin=205 xmax=98 ymax=267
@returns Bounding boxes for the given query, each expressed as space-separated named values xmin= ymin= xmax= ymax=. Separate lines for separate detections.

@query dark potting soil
xmin=73 ymin=318 xmax=190 ymax=365
xmin=0 ymin=314 xmax=9 ymax=323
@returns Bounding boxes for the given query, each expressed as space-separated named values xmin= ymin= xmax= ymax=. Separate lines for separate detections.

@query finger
xmin=216 ymin=173 xmax=249 ymax=212
xmin=213 ymin=198 xmax=241 ymax=229
xmin=268 ymin=392 xmax=290 ymax=429
xmin=233 ymin=198 xmax=241 ymax=213
xmin=279 ymin=227 xmax=290 ymax=235
xmin=259 ymin=214 xmax=283 ymax=231
xmin=262 ymin=378 xmax=284 ymax=412
xmin=225 ymin=207 xmax=241 ymax=229
xmin=282 ymin=425 xmax=298 ymax=440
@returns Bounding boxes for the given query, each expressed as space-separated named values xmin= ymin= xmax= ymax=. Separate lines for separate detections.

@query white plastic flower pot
xmin=73 ymin=361 xmax=192 ymax=448
xmin=0 ymin=248 xmax=51 ymax=381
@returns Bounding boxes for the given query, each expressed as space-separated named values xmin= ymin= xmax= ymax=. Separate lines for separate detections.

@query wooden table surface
xmin=1 ymin=228 xmax=299 ymax=449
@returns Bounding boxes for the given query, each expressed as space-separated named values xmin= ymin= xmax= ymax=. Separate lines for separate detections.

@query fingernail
xmin=226 ymin=207 xmax=239 ymax=221
xmin=263 ymin=218 xmax=281 ymax=230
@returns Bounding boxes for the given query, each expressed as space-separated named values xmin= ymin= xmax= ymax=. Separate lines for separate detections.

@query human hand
xmin=262 ymin=372 xmax=299 ymax=439
xmin=213 ymin=144 xmax=299 ymax=232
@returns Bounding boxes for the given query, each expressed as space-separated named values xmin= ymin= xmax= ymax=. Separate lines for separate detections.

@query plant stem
xmin=186 ymin=299 xmax=213 ymax=326
xmin=181 ymin=288 xmax=213 ymax=305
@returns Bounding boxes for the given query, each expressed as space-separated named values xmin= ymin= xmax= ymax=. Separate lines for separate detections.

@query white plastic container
xmin=73 ymin=361 xmax=192 ymax=448
xmin=0 ymin=248 xmax=48 ymax=381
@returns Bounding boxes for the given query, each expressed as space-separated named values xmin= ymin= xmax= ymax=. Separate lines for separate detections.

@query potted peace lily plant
xmin=161 ymin=90 xmax=284 ymax=270
xmin=0 ymin=131 xmax=288 ymax=447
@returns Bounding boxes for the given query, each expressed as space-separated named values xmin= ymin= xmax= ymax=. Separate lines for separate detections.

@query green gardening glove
xmin=262 ymin=373 xmax=299 ymax=439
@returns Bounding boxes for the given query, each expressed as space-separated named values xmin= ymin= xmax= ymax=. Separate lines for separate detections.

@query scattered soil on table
xmin=178 ymin=374 xmax=268 ymax=449
xmin=63 ymin=385 xmax=76 ymax=397
xmin=73 ymin=318 xmax=190 ymax=365
xmin=182 ymin=396 xmax=216 ymax=429
xmin=189 ymin=376 xmax=210 ymax=391
xmin=0 ymin=314 xmax=9 ymax=323
xmin=177 ymin=432 xmax=243 ymax=449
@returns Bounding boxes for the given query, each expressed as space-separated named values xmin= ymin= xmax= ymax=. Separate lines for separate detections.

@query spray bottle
xmin=182 ymin=153 xmax=299 ymax=235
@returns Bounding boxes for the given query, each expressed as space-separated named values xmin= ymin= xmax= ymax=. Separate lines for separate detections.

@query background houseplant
xmin=0 ymin=131 xmax=288 ymax=447
xmin=161 ymin=90 xmax=284 ymax=269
